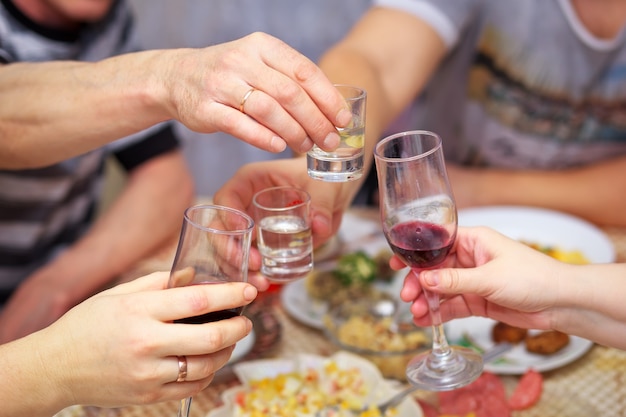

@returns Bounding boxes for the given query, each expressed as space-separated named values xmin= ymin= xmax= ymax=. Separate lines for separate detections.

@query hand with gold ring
xmin=0 ymin=272 xmax=258 ymax=416
xmin=154 ymin=32 xmax=352 ymax=155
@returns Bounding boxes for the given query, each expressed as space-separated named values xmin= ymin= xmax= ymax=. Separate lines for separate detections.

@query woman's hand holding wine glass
xmin=374 ymin=130 xmax=483 ymax=391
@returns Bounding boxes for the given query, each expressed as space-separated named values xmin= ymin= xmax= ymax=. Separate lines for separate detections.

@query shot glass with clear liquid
xmin=252 ymin=186 xmax=313 ymax=283
xmin=307 ymin=84 xmax=366 ymax=182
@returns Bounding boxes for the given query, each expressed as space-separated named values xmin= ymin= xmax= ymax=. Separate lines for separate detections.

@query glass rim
xmin=374 ymin=130 xmax=442 ymax=162
xmin=252 ymin=185 xmax=311 ymax=211
xmin=183 ymin=204 xmax=254 ymax=234
xmin=332 ymin=83 xmax=367 ymax=101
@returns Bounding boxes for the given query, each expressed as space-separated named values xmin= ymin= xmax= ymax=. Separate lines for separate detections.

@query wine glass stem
xmin=177 ymin=396 xmax=192 ymax=417
xmin=424 ymin=287 xmax=452 ymax=358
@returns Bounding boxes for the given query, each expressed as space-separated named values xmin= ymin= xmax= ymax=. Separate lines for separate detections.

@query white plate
xmin=206 ymin=351 xmax=423 ymax=417
xmin=458 ymin=206 xmax=615 ymax=263
xmin=446 ymin=316 xmax=594 ymax=375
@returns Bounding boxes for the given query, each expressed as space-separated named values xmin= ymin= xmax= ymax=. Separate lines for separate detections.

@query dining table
xmin=56 ymin=205 xmax=626 ymax=417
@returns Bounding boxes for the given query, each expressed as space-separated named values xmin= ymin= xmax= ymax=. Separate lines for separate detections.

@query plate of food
xmin=206 ymin=351 xmax=423 ymax=417
xmin=281 ymin=211 xmax=405 ymax=329
xmin=458 ymin=206 xmax=615 ymax=264
xmin=280 ymin=256 xmax=406 ymax=329
xmin=445 ymin=316 xmax=594 ymax=375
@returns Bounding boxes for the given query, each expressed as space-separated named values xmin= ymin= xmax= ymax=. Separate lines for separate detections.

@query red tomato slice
xmin=416 ymin=399 xmax=439 ymax=417
xmin=508 ymin=369 xmax=543 ymax=410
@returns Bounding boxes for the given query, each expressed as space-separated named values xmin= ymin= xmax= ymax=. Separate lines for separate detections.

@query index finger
xmin=149 ymin=282 xmax=257 ymax=323
xmin=248 ymin=34 xmax=352 ymax=145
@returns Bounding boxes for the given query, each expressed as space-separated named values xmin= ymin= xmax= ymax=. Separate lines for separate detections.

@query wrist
xmin=0 ymin=328 xmax=70 ymax=417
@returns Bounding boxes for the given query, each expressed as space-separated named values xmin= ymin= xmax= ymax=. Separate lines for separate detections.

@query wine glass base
xmin=406 ymin=347 xmax=483 ymax=391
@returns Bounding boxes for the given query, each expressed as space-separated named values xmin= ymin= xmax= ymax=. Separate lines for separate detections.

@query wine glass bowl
xmin=168 ymin=204 xmax=254 ymax=416
xmin=374 ymin=130 xmax=483 ymax=391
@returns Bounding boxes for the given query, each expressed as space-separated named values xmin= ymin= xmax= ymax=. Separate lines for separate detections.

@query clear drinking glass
xmin=168 ymin=205 xmax=254 ymax=417
xmin=374 ymin=130 xmax=483 ymax=391
xmin=252 ymin=186 xmax=313 ymax=283
xmin=307 ymin=84 xmax=366 ymax=182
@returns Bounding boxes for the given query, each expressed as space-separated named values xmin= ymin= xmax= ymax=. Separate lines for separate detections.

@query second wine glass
xmin=374 ymin=130 xmax=483 ymax=391
xmin=168 ymin=204 xmax=254 ymax=417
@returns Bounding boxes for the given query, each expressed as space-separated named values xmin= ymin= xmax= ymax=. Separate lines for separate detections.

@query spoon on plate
xmin=315 ymin=342 xmax=513 ymax=417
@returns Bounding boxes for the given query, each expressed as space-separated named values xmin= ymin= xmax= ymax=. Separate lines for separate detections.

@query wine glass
xmin=373 ymin=130 xmax=483 ymax=391
xmin=168 ymin=204 xmax=254 ymax=417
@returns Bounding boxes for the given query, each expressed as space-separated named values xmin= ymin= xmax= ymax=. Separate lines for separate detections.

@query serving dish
xmin=206 ymin=351 xmax=423 ymax=417
xmin=323 ymin=295 xmax=430 ymax=381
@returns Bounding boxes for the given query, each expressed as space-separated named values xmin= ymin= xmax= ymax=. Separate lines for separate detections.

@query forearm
xmin=0 ymin=328 xmax=69 ymax=417
xmin=317 ymin=8 xmax=446 ymax=201
xmin=557 ymin=263 xmax=626 ymax=349
xmin=0 ymin=50 xmax=177 ymax=169
xmin=457 ymin=156 xmax=626 ymax=226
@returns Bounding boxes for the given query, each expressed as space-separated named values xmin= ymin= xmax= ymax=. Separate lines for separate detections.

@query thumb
xmin=420 ymin=267 xmax=487 ymax=297
xmin=307 ymin=183 xmax=343 ymax=242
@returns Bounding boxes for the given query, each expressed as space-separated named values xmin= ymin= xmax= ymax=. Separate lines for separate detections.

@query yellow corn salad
xmin=233 ymin=360 xmax=398 ymax=417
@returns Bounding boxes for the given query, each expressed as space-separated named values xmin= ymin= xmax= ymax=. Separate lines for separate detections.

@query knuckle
xmin=203 ymin=326 xmax=226 ymax=350
xmin=293 ymin=58 xmax=318 ymax=82
xmin=252 ymin=95 xmax=274 ymax=119
xmin=446 ymin=270 xmax=462 ymax=291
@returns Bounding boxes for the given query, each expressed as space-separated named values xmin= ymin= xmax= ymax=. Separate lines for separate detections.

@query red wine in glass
xmin=386 ymin=221 xmax=454 ymax=268
xmin=175 ymin=307 xmax=243 ymax=324
xmin=173 ymin=281 xmax=244 ymax=324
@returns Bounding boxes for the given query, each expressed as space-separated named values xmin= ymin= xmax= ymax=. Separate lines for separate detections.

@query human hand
xmin=213 ymin=157 xmax=355 ymax=288
xmin=40 ymin=271 xmax=257 ymax=409
xmin=397 ymin=226 xmax=566 ymax=330
xmin=161 ymin=32 xmax=352 ymax=154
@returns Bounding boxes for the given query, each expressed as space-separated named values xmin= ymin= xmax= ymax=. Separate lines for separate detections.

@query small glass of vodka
xmin=252 ymin=186 xmax=313 ymax=282
xmin=307 ymin=84 xmax=366 ymax=182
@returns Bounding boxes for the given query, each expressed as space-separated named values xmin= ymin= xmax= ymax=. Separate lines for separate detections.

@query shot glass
xmin=307 ymin=84 xmax=366 ymax=182
xmin=252 ymin=186 xmax=313 ymax=282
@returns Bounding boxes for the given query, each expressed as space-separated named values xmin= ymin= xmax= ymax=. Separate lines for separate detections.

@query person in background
xmin=316 ymin=0 xmax=626 ymax=227
xmin=127 ymin=0 xmax=375 ymax=200
xmin=216 ymin=0 xmax=626 ymax=240
xmin=396 ymin=226 xmax=626 ymax=351
xmin=0 ymin=0 xmax=350 ymax=342
xmin=0 ymin=272 xmax=258 ymax=417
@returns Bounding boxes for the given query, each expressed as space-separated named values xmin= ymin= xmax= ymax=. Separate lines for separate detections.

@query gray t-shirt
xmin=375 ymin=0 xmax=626 ymax=169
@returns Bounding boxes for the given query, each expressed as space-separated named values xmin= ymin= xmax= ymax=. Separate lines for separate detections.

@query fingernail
xmin=323 ymin=132 xmax=340 ymax=150
xmin=243 ymin=317 xmax=253 ymax=333
xmin=423 ymin=271 xmax=440 ymax=287
xmin=270 ymin=136 xmax=287 ymax=152
xmin=299 ymin=137 xmax=314 ymax=153
xmin=337 ymin=108 xmax=352 ymax=126
xmin=243 ymin=285 xmax=258 ymax=301
xmin=313 ymin=213 xmax=332 ymax=236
